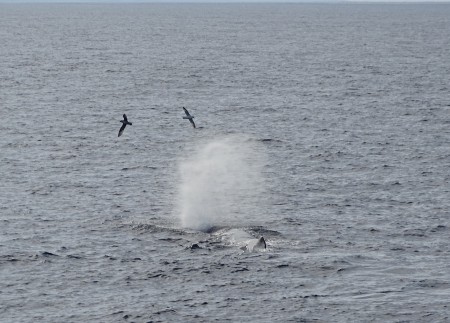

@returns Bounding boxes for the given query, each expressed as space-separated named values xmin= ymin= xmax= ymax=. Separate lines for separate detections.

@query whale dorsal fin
xmin=255 ymin=237 xmax=266 ymax=249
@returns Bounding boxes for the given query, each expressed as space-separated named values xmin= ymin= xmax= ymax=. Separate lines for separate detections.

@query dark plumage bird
xmin=182 ymin=107 xmax=196 ymax=128
xmin=118 ymin=114 xmax=132 ymax=137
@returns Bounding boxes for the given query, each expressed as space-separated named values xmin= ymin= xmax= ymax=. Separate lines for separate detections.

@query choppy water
xmin=1 ymin=3 xmax=449 ymax=322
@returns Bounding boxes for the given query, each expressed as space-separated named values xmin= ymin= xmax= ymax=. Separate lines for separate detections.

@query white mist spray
xmin=178 ymin=135 xmax=266 ymax=231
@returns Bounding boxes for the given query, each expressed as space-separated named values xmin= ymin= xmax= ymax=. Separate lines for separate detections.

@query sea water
xmin=1 ymin=3 xmax=449 ymax=322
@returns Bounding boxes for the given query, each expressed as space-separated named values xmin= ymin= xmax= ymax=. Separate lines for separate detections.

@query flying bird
xmin=118 ymin=114 xmax=132 ymax=137
xmin=182 ymin=107 xmax=196 ymax=128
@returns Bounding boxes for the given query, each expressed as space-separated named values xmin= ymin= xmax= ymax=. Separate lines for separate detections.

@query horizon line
xmin=1 ymin=0 xmax=450 ymax=3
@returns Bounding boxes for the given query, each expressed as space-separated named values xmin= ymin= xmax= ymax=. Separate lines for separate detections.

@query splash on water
xmin=178 ymin=135 xmax=266 ymax=231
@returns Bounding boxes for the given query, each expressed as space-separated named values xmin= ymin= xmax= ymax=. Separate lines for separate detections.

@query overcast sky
xmin=1 ymin=0 xmax=449 ymax=2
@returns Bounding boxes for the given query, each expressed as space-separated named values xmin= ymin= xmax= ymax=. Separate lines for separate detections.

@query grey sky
xmin=0 ymin=0 xmax=332 ymax=2
xmin=1 ymin=0 xmax=450 ymax=2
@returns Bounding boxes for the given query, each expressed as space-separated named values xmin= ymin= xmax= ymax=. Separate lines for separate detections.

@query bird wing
xmin=118 ymin=123 xmax=126 ymax=137
xmin=183 ymin=107 xmax=191 ymax=117
xmin=123 ymin=114 xmax=128 ymax=122
xmin=189 ymin=118 xmax=196 ymax=128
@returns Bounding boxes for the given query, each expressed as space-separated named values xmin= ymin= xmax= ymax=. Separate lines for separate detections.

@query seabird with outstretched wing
xmin=182 ymin=107 xmax=196 ymax=128
xmin=118 ymin=114 xmax=132 ymax=137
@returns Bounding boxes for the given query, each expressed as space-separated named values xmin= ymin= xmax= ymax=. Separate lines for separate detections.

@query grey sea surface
xmin=1 ymin=3 xmax=449 ymax=322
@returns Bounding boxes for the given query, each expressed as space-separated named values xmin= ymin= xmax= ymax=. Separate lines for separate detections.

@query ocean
xmin=1 ymin=3 xmax=449 ymax=322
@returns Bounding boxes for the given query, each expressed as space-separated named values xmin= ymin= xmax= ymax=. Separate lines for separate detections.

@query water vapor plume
xmin=178 ymin=135 xmax=266 ymax=231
